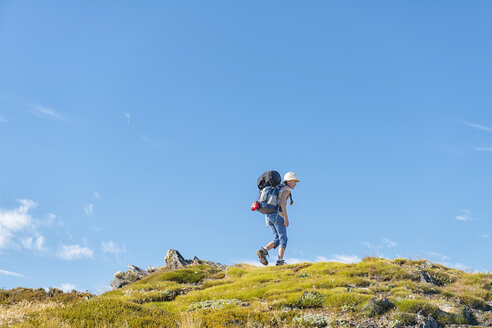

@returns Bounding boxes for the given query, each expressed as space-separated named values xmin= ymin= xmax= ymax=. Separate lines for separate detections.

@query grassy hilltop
xmin=1 ymin=257 xmax=491 ymax=327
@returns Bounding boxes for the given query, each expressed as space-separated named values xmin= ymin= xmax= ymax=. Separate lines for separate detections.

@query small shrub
xmin=459 ymin=294 xmax=490 ymax=310
xmin=298 ymin=271 xmax=309 ymax=278
xmin=127 ymin=289 xmax=181 ymax=304
xmin=391 ymin=312 xmax=417 ymax=327
xmin=422 ymin=269 xmax=455 ymax=285
xmin=435 ymin=308 xmax=471 ymax=325
xmin=293 ymin=313 xmax=332 ymax=327
xmin=396 ymin=299 xmax=439 ymax=317
xmin=324 ymin=292 xmax=373 ymax=311
xmin=188 ymin=298 xmax=244 ymax=311
xmin=393 ymin=258 xmax=407 ymax=266
xmin=163 ymin=269 xmax=206 ymax=284
xmin=361 ymin=297 xmax=394 ymax=317
xmin=293 ymin=292 xmax=324 ymax=309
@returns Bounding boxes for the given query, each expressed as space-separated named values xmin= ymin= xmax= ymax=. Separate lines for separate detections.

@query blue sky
xmin=1 ymin=1 xmax=491 ymax=293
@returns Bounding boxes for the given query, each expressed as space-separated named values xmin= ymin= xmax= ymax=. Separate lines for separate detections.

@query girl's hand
xmin=284 ymin=218 xmax=289 ymax=227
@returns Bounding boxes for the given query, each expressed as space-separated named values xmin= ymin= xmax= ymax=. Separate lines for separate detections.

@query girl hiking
xmin=256 ymin=172 xmax=299 ymax=266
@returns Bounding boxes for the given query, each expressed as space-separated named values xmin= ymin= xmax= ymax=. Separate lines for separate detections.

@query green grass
xmin=0 ymin=287 xmax=91 ymax=305
xmin=25 ymin=298 xmax=178 ymax=328
xmin=395 ymin=299 xmax=440 ymax=316
xmin=5 ymin=257 xmax=492 ymax=327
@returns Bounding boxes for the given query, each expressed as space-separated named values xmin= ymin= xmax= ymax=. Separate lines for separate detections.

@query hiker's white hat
xmin=283 ymin=172 xmax=300 ymax=183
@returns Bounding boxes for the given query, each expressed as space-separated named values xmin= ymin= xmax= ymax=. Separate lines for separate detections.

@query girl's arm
xmin=280 ymin=189 xmax=290 ymax=227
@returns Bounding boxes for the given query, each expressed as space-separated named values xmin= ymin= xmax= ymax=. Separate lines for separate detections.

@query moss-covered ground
xmin=2 ymin=258 xmax=491 ymax=327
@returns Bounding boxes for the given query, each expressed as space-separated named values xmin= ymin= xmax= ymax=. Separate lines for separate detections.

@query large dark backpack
xmin=252 ymin=171 xmax=283 ymax=214
xmin=257 ymin=171 xmax=282 ymax=190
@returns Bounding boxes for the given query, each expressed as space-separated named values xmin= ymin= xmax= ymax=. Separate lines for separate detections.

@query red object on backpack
xmin=251 ymin=201 xmax=260 ymax=211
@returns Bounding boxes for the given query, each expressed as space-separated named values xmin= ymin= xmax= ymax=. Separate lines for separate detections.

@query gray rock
xmin=464 ymin=308 xmax=473 ymax=322
xmin=417 ymin=316 xmax=438 ymax=328
xmin=110 ymin=249 xmax=227 ymax=290
xmin=165 ymin=249 xmax=191 ymax=270
xmin=438 ymin=302 xmax=460 ymax=314
xmin=462 ymin=307 xmax=478 ymax=325
xmin=164 ymin=249 xmax=227 ymax=271
xmin=110 ymin=264 xmax=148 ymax=289
xmin=128 ymin=264 xmax=146 ymax=275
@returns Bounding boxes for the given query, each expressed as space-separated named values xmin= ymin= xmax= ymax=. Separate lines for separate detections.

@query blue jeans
xmin=266 ymin=212 xmax=288 ymax=249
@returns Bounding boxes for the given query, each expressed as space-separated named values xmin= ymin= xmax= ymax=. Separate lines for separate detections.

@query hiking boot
xmin=276 ymin=259 xmax=286 ymax=266
xmin=256 ymin=248 xmax=269 ymax=266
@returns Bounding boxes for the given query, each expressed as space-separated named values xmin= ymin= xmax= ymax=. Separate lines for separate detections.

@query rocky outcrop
xmin=164 ymin=249 xmax=191 ymax=270
xmin=110 ymin=264 xmax=149 ymax=289
xmin=164 ymin=249 xmax=226 ymax=271
xmin=110 ymin=249 xmax=227 ymax=289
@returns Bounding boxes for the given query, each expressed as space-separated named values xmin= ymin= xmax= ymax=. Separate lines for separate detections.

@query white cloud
xmin=482 ymin=234 xmax=490 ymax=239
xmin=442 ymin=261 xmax=483 ymax=273
xmin=21 ymin=235 xmax=45 ymax=251
xmin=36 ymin=236 xmax=45 ymax=249
xmin=0 ymin=115 xmax=6 ymax=123
xmin=455 ymin=209 xmax=475 ymax=221
xmin=426 ymin=251 xmax=450 ymax=261
xmin=101 ymin=241 xmax=124 ymax=255
xmin=0 ymin=269 xmax=24 ymax=277
xmin=459 ymin=120 xmax=492 ymax=133
xmin=450 ymin=263 xmax=473 ymax=272
xmin=474 ymin=147 xmax=492 ymax=151
xmin=84 ymin=204 xmax=94 ymax=217
xmin=57 ymin=283 xmax=76 ymax=292
xmin=124 ymin=112 xmax=130 ymax=125
xmin=93 ymin=191 xmax=100 ymax=199
xmin=141 ymin=135 xmax=161 ymax=149
xmin=43 ymin=213 xmax=56 ymax=226
xmin=0 ymin=199 xmax=36 ymax=230
xmin=31 ymin=104 xmax=69 ymax=122
xmin=57 ymin=244 xmax=94 ymax=260
xmin=0 ymin=199 xmax=38 ymax=249
xmin=0 ymin=231 xmax=10 ymax=248
xmin=382 ymin=238 xmax=398 ymax=247
xmin=420 ymin=253 xmax=479 ymax=273
xmin=316 ymin=255 xmax=361 ymax=263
